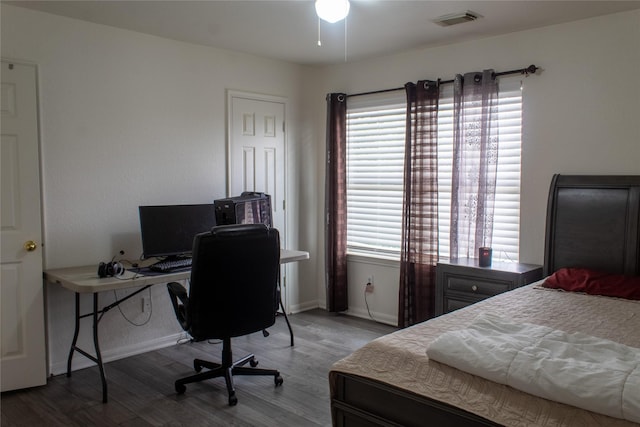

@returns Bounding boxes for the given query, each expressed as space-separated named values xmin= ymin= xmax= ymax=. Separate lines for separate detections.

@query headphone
xmin=97 ymin=260 xmax=125 ymax=278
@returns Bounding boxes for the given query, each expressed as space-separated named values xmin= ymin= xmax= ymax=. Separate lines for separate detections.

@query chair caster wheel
xmin=249 ymin=358 xmax=259 ymax=368
xmin=274 ymin=375 xmax=283 ymax=387
xmin=175 ymin=383 xmax=186 ymax=394
xmin=229 ymin=393 xmax=238 ymax=406
xmin=194 ymin=361 xmax=203 ymax=372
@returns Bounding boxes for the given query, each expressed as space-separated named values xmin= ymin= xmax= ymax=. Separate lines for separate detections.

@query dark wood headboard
xmin=544 ymin=174 xmax=640 ymax=276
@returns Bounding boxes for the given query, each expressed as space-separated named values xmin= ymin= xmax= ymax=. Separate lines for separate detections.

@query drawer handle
xmin=471 ymin=285 xmax=478 ymax=292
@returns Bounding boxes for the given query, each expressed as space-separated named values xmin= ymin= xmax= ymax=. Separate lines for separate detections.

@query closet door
xmin=227 ymin=90 xmax=288 ymax=309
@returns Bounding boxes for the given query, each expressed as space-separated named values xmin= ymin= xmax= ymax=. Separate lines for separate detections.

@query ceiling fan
xmin=315 ymin=0 xmax=351 ymax=23
xmin=314 ymin=0 xmax=350 ymax=55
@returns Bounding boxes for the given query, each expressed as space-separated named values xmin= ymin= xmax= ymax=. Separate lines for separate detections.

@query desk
xmin=44 ymin=249 xmax=309 ymax=403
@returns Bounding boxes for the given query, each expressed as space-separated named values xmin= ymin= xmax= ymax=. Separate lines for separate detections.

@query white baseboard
xmin=49 ymin=332 xmax=184 ymax=376
xmin=300 ymin=299 xmax=397 ymax=326
xmin=288 ymin=299 xmax=320 ymax=314
xmin=345 ymin=306 xmax=397 ymax=326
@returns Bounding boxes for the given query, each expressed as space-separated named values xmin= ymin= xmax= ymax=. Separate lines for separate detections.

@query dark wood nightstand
xmin=435 ymin=258 xmax=543 ymax=316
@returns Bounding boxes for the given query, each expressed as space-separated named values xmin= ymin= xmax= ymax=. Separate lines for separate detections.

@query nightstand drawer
xmin=445 ymin=298 xmax=473 ymax=313
xmin=444 ymin=276 xmax=510 ymax=297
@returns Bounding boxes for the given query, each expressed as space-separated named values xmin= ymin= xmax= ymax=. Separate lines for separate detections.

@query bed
xmin=329 ymin=174 xmax=640 ymax=427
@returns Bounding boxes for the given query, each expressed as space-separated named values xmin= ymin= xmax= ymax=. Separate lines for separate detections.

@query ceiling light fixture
xmin=315 ymin=0 xmax=350 ymax=23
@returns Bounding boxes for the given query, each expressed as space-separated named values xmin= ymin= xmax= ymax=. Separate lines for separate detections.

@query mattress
xmin=330 ymin=281 xmax=640 ymax=427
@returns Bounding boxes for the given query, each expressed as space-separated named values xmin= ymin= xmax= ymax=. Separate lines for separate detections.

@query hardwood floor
xmin=1 ymin=309 xmax=396 ymax=427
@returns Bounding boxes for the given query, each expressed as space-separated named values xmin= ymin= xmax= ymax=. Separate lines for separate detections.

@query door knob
xmin=24 ymin=240 xmax=37 ymax=252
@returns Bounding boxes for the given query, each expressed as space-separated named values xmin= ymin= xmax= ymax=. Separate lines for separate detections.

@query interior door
xmin=1 ymin=60 xmax=47 ymax=391
xmin=227 ymin=91 xmax=288 ymax=309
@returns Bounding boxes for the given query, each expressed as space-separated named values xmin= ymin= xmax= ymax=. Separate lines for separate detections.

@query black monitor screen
xmin=138 ymin=204 xmax=217 ymax=259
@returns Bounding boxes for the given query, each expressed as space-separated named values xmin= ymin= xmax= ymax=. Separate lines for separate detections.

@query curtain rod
xmin=346 ymin=64 xmax=538 ymax=99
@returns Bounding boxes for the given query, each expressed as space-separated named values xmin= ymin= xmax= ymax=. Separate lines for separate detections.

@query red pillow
xmin=543 ymin=268 xmax=640 ymax=300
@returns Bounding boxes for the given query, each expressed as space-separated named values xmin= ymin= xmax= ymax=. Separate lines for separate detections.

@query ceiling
xmin=6 ymin=0 xmax=640 ymax=65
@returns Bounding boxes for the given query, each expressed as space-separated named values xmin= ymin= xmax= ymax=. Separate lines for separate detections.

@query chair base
xmin=174 ymin=338 xmax=283 ymax=406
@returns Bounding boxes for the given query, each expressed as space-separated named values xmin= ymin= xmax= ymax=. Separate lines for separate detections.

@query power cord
xmin=502 ymin=250 xmax=514 ymax=263
xmin=111 ymin=269 xmax=141 ymax=281
xmin=363 ymin=282 xmax=375 ymax=321
xmin=113 ymin=286 xmax=153 ymax=326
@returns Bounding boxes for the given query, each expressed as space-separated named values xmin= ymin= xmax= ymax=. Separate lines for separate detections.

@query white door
xmin=1 ymin=60 xmax=47 ymax=391
xmin=227 ymin=91 xmax=288 ymax=308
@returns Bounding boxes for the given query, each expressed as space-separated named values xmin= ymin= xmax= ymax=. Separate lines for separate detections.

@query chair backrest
xmin=187 ymin=224 xmax=280 ymax=340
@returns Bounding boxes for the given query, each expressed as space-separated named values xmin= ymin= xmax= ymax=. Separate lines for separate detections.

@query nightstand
xmin=435 ymin=258 xmax=543 ymax=316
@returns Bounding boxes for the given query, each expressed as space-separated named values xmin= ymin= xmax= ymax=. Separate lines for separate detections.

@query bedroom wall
xmin=312 ymin=10 xmax=640 ymax=325
xmin=1 ymin=4 xmax=319 ymax=374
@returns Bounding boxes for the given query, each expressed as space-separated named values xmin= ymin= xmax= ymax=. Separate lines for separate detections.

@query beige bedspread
xmin=330 ymin=281 xmax=640 ymax=426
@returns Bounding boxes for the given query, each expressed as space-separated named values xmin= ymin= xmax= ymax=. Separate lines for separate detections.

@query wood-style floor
xmin=1 ymin=309 xmax=396 ymax=426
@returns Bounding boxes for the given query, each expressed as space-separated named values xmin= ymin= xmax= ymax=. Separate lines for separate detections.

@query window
xmin=346 ymin=78 xmax=523 ymax=261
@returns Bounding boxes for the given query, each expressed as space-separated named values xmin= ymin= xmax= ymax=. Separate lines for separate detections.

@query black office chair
xmin=166 ymin=224 xmax=283 ymax=406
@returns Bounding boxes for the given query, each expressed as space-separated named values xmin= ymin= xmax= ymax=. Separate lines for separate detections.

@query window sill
xmin=346 ymin=252 xmax=400 ymax=268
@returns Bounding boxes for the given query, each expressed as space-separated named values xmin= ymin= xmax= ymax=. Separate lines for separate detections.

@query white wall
xmin=1 ymin=4 xmax=319 ymax=374
xmin=314 ymin=10 xmax=640 ymax=325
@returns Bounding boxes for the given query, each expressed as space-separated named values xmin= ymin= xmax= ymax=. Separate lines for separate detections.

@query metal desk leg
xmin=279 ymin=295 xmax=294 ymax=347
xmin=66 ymin=293 xmax=81 ymax=377
xmin=92 ymin=293 xmax=108 ymax=403
xmin=276 ymin=271 xmax=294 ymax=346
xmin=64 ymin=286 xmax=152 ymax=402
xmin=66 ymin=292 xmax=109 ymax=403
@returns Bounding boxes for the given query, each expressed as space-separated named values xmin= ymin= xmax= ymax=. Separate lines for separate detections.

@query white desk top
xmin=279 ymin=249 xmax=310 ymax=263
xmin=45 ymin=249 xmax=309 ymax=294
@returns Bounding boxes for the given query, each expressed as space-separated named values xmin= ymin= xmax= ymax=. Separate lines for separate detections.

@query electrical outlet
xmin=142 ymin=296 xmax=151 ymax=313
xmin=366 ymin=276 xmax=374 ymax=293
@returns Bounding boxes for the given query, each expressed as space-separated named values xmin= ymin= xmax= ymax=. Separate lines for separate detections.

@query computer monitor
xmin=138 ymin=204 xmax=217 ymax=259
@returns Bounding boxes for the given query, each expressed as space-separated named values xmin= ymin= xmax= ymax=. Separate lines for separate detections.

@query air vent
xmin=433 ymin=11 xmax=480 ymax=27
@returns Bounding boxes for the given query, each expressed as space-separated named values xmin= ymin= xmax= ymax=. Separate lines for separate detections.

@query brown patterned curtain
xmin=398 ymin=81 xmax=439 ymax=328
xmin=450 ymin=70 xmax=499 ymax=259
xmin=325 ymin=93 xmax=348 ymax=312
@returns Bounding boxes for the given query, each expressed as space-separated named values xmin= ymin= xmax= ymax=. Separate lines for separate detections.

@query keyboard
xmin=149 ymin=257 xmax=192 ymax=273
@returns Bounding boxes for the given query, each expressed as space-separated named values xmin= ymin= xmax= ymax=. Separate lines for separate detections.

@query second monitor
xmin=214 ymin=192 xmax=272 ymax=227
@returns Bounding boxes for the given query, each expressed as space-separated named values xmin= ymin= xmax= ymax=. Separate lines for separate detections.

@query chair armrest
xmin=167 ymin=282 xmax=190 ymax=331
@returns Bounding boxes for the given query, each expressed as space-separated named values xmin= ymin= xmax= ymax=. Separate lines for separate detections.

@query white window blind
xmin=346 ymin=92 xmax=406 ymax=257
xmin=346 ymin=78 xmax=523 ymax=261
